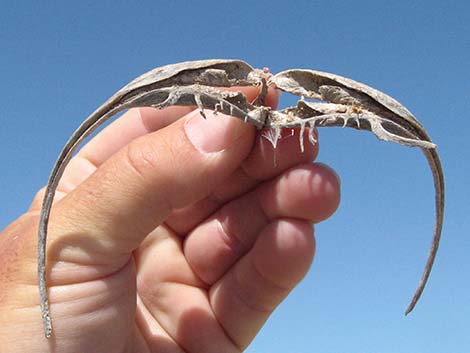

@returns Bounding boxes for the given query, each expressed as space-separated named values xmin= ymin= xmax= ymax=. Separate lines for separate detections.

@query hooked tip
xmin=404 ymin=296 xmax=418 ymax=316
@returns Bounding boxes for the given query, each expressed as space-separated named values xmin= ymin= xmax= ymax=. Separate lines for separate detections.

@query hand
xmin=0 ymin=86 xmax=340 ymax=352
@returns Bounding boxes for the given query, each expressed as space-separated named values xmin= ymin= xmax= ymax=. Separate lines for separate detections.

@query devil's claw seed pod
xmin=38 ymin=59 xmax=444 ymax=338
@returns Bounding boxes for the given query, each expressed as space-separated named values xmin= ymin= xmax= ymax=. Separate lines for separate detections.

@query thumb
xmin=48 ymin=109 xmax=255 ymax=269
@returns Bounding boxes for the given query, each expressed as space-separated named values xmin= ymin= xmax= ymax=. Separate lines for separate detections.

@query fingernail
xmin=185 ymin=111 xmax=247 ymax=153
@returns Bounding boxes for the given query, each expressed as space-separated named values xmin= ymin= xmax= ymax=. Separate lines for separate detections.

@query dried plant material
xmin=38 ymin=59 xmax=444 ymax=338
xmin=262 ymin=127 xmax=282 ymax=149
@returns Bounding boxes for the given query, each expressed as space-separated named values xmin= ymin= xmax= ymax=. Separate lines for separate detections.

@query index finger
xmin=28 ymin=106 xmax=193 ymax=211
xmin=78 ymin=86 xmax=264 ymax=166
xmin=29 ymin=86 xmax=265 ymax=211
xmin=78 ymin=106 xmax=194 ymax=166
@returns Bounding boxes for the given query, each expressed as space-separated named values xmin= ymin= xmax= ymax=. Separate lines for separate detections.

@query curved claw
xmin=405 ymin=147 xmax=444 ymax=315
xmin=269 ymin=69 xmax=445 ymax=315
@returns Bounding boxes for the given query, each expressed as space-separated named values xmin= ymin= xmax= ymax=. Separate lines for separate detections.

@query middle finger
xmin=164 ymin=125 xmax=319 ymax=234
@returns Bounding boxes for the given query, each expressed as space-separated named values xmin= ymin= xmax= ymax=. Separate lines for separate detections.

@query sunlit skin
xmin=0 ymin=87 xmax=340 ymax=352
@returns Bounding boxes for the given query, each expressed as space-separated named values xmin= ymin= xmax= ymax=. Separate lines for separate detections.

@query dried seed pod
xmin=38 ymin=59 xmax=444 ymax=338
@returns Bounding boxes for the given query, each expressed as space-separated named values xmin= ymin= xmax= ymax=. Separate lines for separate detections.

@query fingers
xmin=184 ymin=162 xmax=339 ymax=349
xmin=164 ymin=127 xmax=319 ymax=234
xmin=184 ymin=162 xmax=340 ymax=284
xmin=211 ymin=219 xmax=315 ymax=349
xmin=135 ymin=219 xmax=317 ymax=352
xmin=135 ymin=162 xmax=340 ymax=350
xmin=44 ymin=106 xmax=257 ymax=279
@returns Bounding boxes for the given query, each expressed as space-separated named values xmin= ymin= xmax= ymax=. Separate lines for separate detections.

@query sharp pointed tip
xmin=405 ymin=302 xmax=415 ymax=316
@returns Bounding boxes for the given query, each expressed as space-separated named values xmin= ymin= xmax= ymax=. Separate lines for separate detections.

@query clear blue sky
xmin=1 ymin=1 xmax=468 ymax=352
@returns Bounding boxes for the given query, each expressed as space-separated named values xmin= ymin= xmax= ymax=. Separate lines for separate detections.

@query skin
xmin=0 ymin=87 xmax=340 ymax=352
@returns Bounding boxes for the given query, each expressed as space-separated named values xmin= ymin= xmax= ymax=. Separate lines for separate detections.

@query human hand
xmin=0 ymin=86 xmax=340 ymax=352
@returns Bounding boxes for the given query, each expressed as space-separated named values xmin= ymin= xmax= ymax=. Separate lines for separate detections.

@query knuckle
xmin=123 ymin=138 xmax=162 ymax=181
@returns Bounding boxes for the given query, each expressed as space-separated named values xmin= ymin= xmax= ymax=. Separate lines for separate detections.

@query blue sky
xmin=1 ymin=1 xmax=469 ymax=352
